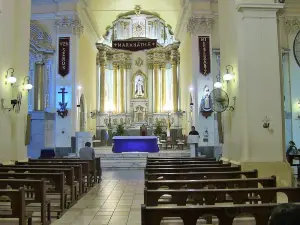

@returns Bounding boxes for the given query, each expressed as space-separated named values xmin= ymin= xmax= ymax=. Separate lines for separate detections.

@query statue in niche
xmin=200 ymin=85 xmax=212 ymax=112
xmin=135 ymin=76 xmax=144 ymax=98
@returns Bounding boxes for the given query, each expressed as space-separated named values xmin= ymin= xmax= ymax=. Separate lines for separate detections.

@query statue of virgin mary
xmin=200 ymin=85 xmax=212 ymax=112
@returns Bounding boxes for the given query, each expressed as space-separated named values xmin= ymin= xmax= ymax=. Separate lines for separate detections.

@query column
xmin=120 ymin=64 xmax=125 ymax=113
xmin=34 ymin=60 xmax=45 ymax=111
xmin=161 ymin=63 xmax=166 ymax=110
xmin=219 ymin=1 xmax=292 ymax=185
xmin=99 ymin=50 xmax=107 ymax=113
xmin=171 ymin=47 xmax=179 ymax=112
xmin=153 ymin=62 xmax=160 ymax=112
xmin=113 ymin=63 xmax=118 ymax=112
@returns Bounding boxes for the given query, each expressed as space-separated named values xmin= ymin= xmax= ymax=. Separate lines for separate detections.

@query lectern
xmin=187 ymin=135 xmax=200 ymax=157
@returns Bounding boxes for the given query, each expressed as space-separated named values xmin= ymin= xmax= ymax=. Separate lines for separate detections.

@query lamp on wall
xmin=5 ymin=68 xmax=17 ymax=85
xmin=23 ymin=76 xmax=33 ymax=90
xmin=223 ymin=65 xmax=234 ymax=82
xmin=214 ymin=73 xmax=222 ymax=89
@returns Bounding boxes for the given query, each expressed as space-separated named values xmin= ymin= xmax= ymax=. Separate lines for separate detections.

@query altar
xmin=112 ymin=136 xmax=159 ymax=153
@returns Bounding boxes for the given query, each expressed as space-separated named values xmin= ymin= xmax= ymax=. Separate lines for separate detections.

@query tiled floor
xmin=51 ymin=170 xmax=144 ymax=225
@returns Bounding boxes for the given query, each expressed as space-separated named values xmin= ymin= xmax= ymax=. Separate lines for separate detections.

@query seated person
xmin=269 ymin=203 xmax=300 ymax=225
xmin=79 ymin=142 xmax=95 ymax=160
xmin=286 ymin=141 xmax=298 ymax=165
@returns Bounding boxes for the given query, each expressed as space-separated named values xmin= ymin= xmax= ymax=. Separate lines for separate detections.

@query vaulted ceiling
xmin=87 ymin=0 xmax=181 ymax=36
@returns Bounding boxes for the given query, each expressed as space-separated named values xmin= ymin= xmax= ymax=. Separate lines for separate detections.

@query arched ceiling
xmin=87 ymin=0 xmax=181 ymax=36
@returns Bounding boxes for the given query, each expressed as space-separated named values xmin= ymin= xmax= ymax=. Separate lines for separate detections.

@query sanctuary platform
xmin=95 ymin=147 xmax=190 ymax=170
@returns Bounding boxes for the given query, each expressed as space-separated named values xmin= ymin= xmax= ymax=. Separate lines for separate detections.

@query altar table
xmin=113 ymin=136 xmax=159 ymax=153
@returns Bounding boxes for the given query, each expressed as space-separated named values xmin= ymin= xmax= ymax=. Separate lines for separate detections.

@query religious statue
xmin=200 ymin=85 xmax=212 ymax=112
xmin=135 ymin=77 xmax=144 ymax=97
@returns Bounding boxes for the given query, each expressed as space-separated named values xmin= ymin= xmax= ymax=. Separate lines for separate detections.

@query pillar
xmin=99 ymin=50 xmax=107 ymax=113
xmin=120 ymin=64 xmax=125 ymax=113
xmin=154 ymin=62 xmax=160 ymax=112
xmin=113 ymin=63 xmax=118 ymax=112
xmin=219 ymin=0 xmax=292 ymax=185
xmin=34 ymin=61 xmax=45 ymax=111
xmin=161 ymin=63 xmax=166 ymax=110
xmin=171 ymin=47 xmax=179 ymax=112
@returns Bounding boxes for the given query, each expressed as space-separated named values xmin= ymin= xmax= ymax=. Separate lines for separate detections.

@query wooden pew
xmin=144 ymin=166 xmax=240 ymax=174
xmin=146 ymin=163 xmax=231 ymax=168
xmin=0 ymin=188 xmax=33 ymax=225
xmin=0 ymin=179 xmax=50 ymax=225
xmin=16 ymin=161 xmax=89 ymax=193
xmin=0 ymin=167 xmax=76 ymax=205
xmin=0 ymin=172 xmax=66 ymax=217
xmin=144 ymin=186 xmax=300 ymax=206
xmin=146 ymin=160 xmax=223 ymax=166
xmin=145 ymin=177 xmax=277 ymax=190
xmin=141 ymin=203 xmax=298 ymax=225
xmin=145 ymin=170 xmax=258 ymax=180
xmin=29 ymin=158 xmax=100 ymax=185
xmin=9 ymin=164 xmax=82 ymax=197
xmin=147 ymin=157 xmax=218 ymax=162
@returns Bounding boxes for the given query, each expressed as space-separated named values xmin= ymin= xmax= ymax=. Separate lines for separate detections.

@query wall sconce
xmin=214 ymin=74 xmax=223 ymax=89
xmin=223 ymin=65 xmax=234 ymax=82
xmin=23 ymin=76 xmax=33 ymax=91
xmin=77 ymin=85 xmax=82 ymax=90
xmin=297 ymin=101 xmax=300 ymax=109
xmin=5 ymin=68 xmax=17 ymax=85
xmin=262 ymin=116 xmax=270 ymax=129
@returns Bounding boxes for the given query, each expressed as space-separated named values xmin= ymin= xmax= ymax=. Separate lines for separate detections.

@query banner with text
xmin=58 ymin=37 xmax=70 ymax=77
xmin=198 ymin=36 xmax=211 ymax=76
xmin=112 ymin=39 xmax=157 ymax=51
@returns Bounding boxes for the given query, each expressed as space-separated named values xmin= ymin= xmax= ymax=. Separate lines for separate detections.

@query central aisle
xmin=51 ymin=170 xmax=144 ymax=225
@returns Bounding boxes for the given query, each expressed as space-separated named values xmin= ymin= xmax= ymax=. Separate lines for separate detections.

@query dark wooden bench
xmin=145 ymin=177 xmax=277 ymax=190
xmin=145 ymin=170 xmax=258 ymax=180
xmin=0 ymin=188 xmax=33 ymax=225
xmin=0 ymin=167 xmax=76 ymax=205
xmin=147 ymin=157 xmax=218 ymax=162
xmin=144 ymin=186 xmax=300 ymax=206
xmin=0 ymin=179 xmax=50 ymax=225
xmin=146 ymin=163 xmax=231 ymax=168
xmin=29 ymin=158 xmax=100 ymax=185
xmin=146 ymin=160 xmax=223 ymax=165
xmin=0 ymin=172 xmax=66 ymax=217
xmin=144 ymin=166 xmax=240 ymax=174
xmin=16 ymin=161 xmax=89 ymax=193
xmin=141 ymin=203 xmax=296 ymax=225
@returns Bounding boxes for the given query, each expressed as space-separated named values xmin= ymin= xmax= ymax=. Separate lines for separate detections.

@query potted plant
xmin=153 ymin=121 xmax=163 ymax=138
xmin=115 ymin=124 xmax=125 ymax=136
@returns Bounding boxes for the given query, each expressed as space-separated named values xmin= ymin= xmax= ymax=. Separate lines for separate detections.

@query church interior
xmin=1 ymin=0 xmax=300 ymax=224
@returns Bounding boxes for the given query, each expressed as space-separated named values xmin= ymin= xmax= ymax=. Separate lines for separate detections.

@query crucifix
xmin=58 ymin=88 xmax=68 ymax=105
xmin=57 ymin=87 xmax=68 ymax=118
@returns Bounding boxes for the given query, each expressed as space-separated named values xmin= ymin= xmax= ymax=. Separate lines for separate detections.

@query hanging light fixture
xmin=214 ymin=71 xmax=223 ymax=89
xmin=23 ymin=76 xmax=33 ymax=90
xmin=223 ymin=65 xmax=234 ymax=81
xmin=5 ymin=68 xmax=17 ymax=85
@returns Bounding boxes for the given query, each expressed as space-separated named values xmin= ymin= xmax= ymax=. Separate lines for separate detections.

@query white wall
xmin=0 ymin=0 xmax=31 ymax=162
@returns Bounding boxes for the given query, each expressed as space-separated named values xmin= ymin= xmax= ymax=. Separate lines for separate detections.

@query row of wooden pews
xmin=141 ymin=157 xmax=300 ymax=225
xmin=0 ymin=157 xmax=101 ymax=225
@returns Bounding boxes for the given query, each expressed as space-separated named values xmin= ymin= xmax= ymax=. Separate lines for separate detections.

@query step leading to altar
xmin=95 ymin=147 xmax=190 ymax=170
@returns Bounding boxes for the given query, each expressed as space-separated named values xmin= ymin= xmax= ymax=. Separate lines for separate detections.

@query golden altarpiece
xmin=95 ymin=6 xmax=182 ymax=142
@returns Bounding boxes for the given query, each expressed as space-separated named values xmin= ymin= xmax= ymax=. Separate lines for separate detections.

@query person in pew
xmin=269 ymin=203 xmax=300 ymax=225
xmin=79 ymin=142 xmax=95 ymax=160
xmin=189 ymin=126 xmax=200 ymax=136
xmin=286 ymin=141 xmax=298 ymax=165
